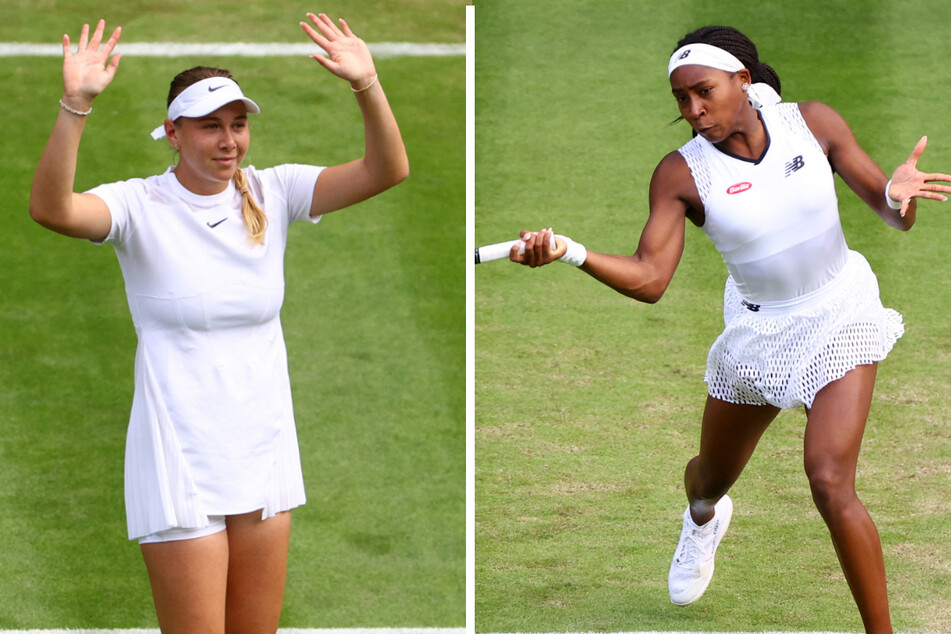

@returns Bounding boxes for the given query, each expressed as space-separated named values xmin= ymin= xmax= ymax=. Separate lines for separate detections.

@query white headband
xmin=667 ymin=42 xmax=781 ymax=109
xmin=150 ymin=77 xmax=261 ymax=140
xmin=668 ymin=43 xmax=745 ymax=77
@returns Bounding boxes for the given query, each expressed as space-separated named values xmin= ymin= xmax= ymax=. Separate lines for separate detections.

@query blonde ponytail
xmin=233 ymin=168 xmax=267 ymax=245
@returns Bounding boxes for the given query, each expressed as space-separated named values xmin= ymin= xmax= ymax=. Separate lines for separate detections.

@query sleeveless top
xmin=677 ymin=102 xmax=849 ymax=304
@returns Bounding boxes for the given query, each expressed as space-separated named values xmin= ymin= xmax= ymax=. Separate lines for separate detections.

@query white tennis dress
xmin=678 ymin=103 xmax=903 ymax=409
xmin=89 ymin=164 xmax=324 ymax=540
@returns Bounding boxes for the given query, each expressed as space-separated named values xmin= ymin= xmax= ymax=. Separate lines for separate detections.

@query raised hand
xmin=887 ymin=136 xmax=951 ymax=217
xmin=61 ymin=20 xmax=122 ymax=110
xmin=300 ymin=13 xmax=377 ymax=89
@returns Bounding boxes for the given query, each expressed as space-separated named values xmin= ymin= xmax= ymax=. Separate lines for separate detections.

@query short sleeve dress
xmin=88 ymin=164 xmax=324 ymax=540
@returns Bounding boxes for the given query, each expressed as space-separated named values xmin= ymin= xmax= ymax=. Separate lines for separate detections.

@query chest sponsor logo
xmin=784 ymin=155 xmax=805 ymax=177
xmin=726 ymin=182 xmax=752 ymax=195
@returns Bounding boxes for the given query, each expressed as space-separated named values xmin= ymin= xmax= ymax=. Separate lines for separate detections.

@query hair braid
xmin=675 ymin=26 xmax=781 ymax=96
xmin=233 ymin=168 xmax=268 ymax=245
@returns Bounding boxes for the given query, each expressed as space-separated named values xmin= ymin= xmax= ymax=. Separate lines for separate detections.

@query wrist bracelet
xmin=351 ymin=74 xmax=378 ymax=94
xmin=884 ymin=179 xmax=903 ymax=211
xmin=59 ymin=99 xmax=93 ymax=116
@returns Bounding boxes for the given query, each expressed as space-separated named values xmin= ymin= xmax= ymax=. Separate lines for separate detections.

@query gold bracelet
xmin=351 ymin=74 xmax=379 ymax=94
xmin=59 ymin=99 xmax=93 ymax=116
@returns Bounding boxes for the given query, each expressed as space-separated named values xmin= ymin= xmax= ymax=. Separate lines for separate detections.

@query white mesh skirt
xmin=705 ymin=251 xmax=904 ymax=409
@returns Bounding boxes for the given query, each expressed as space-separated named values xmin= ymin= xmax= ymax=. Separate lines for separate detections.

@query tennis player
xmin=512 ymin=25 xmax=951 ymax=633
xmin=29 ymin=15 xmax=407 ymax=632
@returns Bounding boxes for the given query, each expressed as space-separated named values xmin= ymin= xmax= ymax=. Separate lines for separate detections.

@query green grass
xmin=0 ymin=0 xmax=465 ymax=44
xmin=475 ymin=0 xmax=951 ymax=632
xmin=0 ymin=1 xmax=463 ymax=628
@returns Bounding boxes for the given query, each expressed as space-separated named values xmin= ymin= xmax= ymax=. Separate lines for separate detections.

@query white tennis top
xmin=89 ymin=164 xmax=324 ymax=539
xmin=678 ymin=102 xmax=849 ymax=304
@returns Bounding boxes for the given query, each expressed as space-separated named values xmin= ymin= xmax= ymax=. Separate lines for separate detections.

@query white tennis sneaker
xmin=668 ymin=494 xmax=733 ymax=606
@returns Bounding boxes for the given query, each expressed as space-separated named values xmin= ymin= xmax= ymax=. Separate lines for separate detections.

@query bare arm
xmin=799 ymin=101 xmax=951 ymax=230
xmin=300 ymin=13 xmax=409 ymax=217
xmin=29 ymin=20 xmax=122 ymax=240
xmin=512 ymin=151 xmax=694 ymax=304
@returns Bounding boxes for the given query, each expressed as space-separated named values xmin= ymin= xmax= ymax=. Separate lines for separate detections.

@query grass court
xmin=475 ymin=0 xmax=951 ymax=631
xmin=0 ymin=0 xmax=464 ymax=627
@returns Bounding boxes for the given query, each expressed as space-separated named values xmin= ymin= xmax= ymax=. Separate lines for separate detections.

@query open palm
xmin=62 ymin=20 xmax=122 ymax=104
xmin=888 ymin=136 xmax=951 ymax=215
xmin=300 ymin=13 xmax=376 ymax=85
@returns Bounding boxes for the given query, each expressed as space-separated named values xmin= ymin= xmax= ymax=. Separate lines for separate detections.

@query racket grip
xmin=474 ymin=235 xmax=557 ymax=264
xmin=474 ymin=239 xmax=520 ymax=264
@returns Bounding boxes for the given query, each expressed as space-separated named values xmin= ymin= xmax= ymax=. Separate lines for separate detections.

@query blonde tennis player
xmin=30 ymin=14 xmax=407 ymax=632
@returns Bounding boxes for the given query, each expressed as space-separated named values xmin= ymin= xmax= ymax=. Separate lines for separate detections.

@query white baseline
xmin=0 ymin=629 xmax=938 ymax=634
xmin=0 ymin=42 xmax=464 ymax=58
xmin=0 ymin=629 xmax=463 ymax=634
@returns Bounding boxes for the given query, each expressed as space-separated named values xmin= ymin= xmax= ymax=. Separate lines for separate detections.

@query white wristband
xmin=885 ymin=179 xmax=903 ymax=211
xmin=556 ymin=235 xmax=587 ymax=267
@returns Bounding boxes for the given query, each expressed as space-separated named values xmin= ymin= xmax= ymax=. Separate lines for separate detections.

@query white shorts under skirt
xmin=138 ymin=516 xmax=227 ymax=544
xmin=705 ymin=251 xmax=904 ymax=409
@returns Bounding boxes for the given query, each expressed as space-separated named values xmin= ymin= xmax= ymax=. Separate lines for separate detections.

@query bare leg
xmin=684 ymin=395 xmax=780 ymax=524
xmin=669 ymin=395 xmax=781 ymax=606
xmin=224 ymin=510 xmax=292 ymax=634
xmin=141 ymin=531 xmax=229 ymax=634
xmin=804 ymin=363 xmax=892 ymax=633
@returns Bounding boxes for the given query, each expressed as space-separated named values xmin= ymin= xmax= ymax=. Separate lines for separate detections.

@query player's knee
xmin=805 ymin=462 xmax=855 ymax=514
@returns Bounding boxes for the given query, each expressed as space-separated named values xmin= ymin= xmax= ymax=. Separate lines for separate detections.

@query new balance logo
xmin=784 ymin=155 xmax=805 ymax=177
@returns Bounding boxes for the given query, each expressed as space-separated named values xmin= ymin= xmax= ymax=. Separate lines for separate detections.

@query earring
xmin=742 ymin=82 xmax=750 ymax=91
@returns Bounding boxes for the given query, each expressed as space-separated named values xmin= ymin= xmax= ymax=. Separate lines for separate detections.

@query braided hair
xmin=166 ymin=66 xmax=268 ymax=245
xmin=675 ymin=26 xmax=781 ymax=96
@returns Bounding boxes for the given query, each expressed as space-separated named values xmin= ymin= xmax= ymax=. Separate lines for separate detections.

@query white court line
xmin=0 ymin=629 xmax=935 ymax=634
xmin=0 ymin=628 xmax=851 ymax=634
xmin=0 ymin=629 xmax=464 ymax=634
xmin=0 ymin=42 xmax=464 ymax=58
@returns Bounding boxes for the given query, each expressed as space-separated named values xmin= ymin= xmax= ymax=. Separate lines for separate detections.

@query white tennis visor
xmin=150 ymin=77 xmax=261 ymax=140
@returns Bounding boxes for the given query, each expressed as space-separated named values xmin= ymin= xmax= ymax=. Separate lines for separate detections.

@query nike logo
xmin=207 ymin=218 xmax=227 ymax=228
xmin=208 ymin=84 xmax=228 ymax=92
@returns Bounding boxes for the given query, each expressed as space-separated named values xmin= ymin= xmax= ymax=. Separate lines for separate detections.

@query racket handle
xmin=474 ymin=239 xmax=520 ymax=264
xmin=474 ymin=235 xmax=558 ymax=264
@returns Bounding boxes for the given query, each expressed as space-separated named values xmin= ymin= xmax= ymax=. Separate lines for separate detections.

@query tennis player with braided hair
xmin=512 ymin=25 xmax=951 ymax=632
xmin=30 ymin=14 xmax=407 ymax=632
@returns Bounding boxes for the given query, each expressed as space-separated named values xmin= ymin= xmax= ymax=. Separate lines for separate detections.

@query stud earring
xmin=742 ymin=82 xmax=750 ymax=91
